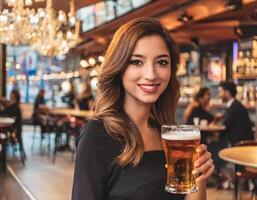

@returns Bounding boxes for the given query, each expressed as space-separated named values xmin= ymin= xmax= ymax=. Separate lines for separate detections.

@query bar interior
xmin=0 ymin=0 xmax=256 ymax=199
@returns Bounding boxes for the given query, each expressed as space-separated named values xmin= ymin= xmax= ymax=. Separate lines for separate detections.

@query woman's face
xmin=202 ymin=90 xmax=211 ymax=105
xmin=122 ymin=35 xmax=171 ymax=106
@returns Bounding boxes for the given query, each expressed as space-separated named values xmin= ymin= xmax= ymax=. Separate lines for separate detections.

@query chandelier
xmin=0 ymin=0 xmax=81 ymax=57
xmin=32 ymin=0 xmax=81 ymax=57
xmin=0 ymin=0 xmax=37 ymax=45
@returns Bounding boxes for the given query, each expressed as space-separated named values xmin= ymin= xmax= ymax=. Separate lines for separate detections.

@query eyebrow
xmin=131 ymin=54 xmax=170 ymax=59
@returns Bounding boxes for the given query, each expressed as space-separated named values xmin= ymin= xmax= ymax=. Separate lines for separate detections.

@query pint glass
xmin=161 ymin=125 xmax=200 ymax=194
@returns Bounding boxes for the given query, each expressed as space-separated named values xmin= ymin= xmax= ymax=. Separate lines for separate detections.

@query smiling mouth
xmin=138 ymin=84 xmax=160 ymax=93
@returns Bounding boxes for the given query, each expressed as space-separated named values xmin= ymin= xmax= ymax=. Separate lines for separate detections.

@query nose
xmin=142 ymin=63 xmax=157 ymax=81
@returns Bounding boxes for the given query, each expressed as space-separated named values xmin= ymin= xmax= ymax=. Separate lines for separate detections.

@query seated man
xmin=209 ymin=81 xmax=254 ymax=188
xmin=218 ymin=81 xmax=253 ymax=145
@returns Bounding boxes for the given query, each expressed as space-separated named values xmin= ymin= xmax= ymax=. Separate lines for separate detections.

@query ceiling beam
xmin=160 ymin=0 xmax=256 ymax=31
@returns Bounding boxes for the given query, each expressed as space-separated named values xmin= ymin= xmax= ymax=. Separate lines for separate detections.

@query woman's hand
xmin=192 ymin=144 xmax=214 ymax=183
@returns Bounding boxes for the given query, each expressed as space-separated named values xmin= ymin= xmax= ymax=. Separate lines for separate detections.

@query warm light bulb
xmin=98 ymin=55 xmax=105 ymax=63
xmin=80 ymin=60 xmax=89 ymax=68
xmin=25 ymin=0 xmax=33 ymax=6
xmin=89 ymin=58 xmax=96 ymax=66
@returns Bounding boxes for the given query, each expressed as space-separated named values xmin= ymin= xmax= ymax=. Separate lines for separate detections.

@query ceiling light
xmin=177 ymin=11 xmax=193 ymax=23
xmin=98 ymin=55 xmax=105 ymax=63
xmin=89 ymin=58 xmax=96 ymax=66
xmin=80 ymin=59 xmax=89 ymax=68
xmin=226 ymin=0 xmax=242 ymax=10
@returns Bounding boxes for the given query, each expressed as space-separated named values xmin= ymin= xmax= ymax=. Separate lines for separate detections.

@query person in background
xmin=208 ymin=81 xmax=254 ymax=188
xmin=72 ymin=17 xmax=214 ymax=200
xmin=183 ymin=89 xmax=213 ymax=124
xmin=0 ymin=89 xmax=22 ymax=132
xmin=32 ymin=88 xmax=50 ymax=145
xmin=185 ymin=87 xmax=214 ymax=145
xmin=61 ymin=83 xmax=78 ymax=150
xmin=32 ymin=89 xmax=47 ymax=126
xmin=77 ymin=82 xmax=94 ymax=111
xmin=0 ymin=89 xmax=26 ymax=159
xmin=185 ymin=87 xmax=214 ymax=125
xmin=218 ymin=81 xmax=254 ymax=145
xmin=62 ymin=83 xmax=76 ymax=108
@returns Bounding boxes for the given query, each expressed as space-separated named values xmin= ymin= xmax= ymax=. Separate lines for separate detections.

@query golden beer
xmin=161 ymin=125 xmax=200 ymax=194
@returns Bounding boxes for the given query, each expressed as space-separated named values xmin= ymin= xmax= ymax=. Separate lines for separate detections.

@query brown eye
xmin=157 ymin=59 xmax=169 ymax=66
xmin=130 ymin=59 xmax=143 ymax=66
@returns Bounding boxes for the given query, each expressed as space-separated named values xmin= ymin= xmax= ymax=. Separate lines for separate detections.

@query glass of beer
xmin=161 ymin=125 xmax=200 ymax=194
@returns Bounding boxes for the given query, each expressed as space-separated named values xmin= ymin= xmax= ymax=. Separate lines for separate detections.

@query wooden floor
xmin=0 ymin=172 xmax=29 ymax=200
xmin=0 ymin=125 xmax=253 ymax=200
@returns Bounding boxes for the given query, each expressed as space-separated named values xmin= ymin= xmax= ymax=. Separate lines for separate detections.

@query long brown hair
xmin=94 ymin=17 xmax=180 ymax=166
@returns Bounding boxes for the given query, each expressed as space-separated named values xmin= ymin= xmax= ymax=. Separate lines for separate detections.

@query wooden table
xmin=0 ymin=117 xmax=15 ymax=174
xmin=0 ymin=117 xmax=15 ymax=124
xmin=219 ymin=146 xmax=257 ymax=200
xmin=42 ymin=109 xmax=93 ymax=163
xmin=48 ymin=108 xmax=94 ymax=119
xmin=219 ymin=146 xmax=257 ymax=168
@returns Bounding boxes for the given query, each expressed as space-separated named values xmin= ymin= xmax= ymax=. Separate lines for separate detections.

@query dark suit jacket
xmin=222 ymin=99 xmax=253 ymax=145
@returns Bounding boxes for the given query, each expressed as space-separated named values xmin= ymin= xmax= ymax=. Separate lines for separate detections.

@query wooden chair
xmin=10 ymin=124 xmax=26 ymax=165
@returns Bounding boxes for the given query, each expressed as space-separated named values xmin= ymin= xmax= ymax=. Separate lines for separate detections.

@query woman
xmin=0 ymin=89 xmax=26 ymax=160
xmin=0 ymin=90 xmax=22 ymax=127
xmin=77 ymin=82 xmax=94 ymax=111
xmin=32 ymin=88 xmax=47 ymax=126
xmin=185 ymin=87 xmax=214 ymax=125
xmin=72 ymin=17 xmax=214 ymax=200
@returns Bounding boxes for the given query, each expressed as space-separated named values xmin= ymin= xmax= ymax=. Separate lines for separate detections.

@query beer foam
xmin=161 ymin=131 xmax=200 ymax=140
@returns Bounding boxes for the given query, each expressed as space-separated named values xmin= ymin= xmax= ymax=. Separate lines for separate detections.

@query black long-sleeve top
xmin=186 ymin=106 xmax=214 ymax=125
xmin=72 ymin=120 xmax=185 ymax=200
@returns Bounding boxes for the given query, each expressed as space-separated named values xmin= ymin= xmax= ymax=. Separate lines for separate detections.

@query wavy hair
xmin=94 ymin=17 xmax=180 ymax=166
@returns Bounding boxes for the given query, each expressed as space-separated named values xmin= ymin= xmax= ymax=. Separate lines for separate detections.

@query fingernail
xmin=192 ymin=169 xmax=198 ymax=175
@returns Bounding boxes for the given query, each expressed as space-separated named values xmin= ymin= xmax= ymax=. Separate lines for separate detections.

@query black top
xmin=186 ymin=106 xmax=214 ymax=144
xmin=32 ymin=95 xmax=45 ymax=125
xmin=72 ymin=120 xmax=185 ymax=200
xmin=186 ymin=106 xmax=214 ymax=125
xmin=33 ymin=95 xmax=45 ymax=111
xmin=221 ymin=99 xmax=253 ymax=145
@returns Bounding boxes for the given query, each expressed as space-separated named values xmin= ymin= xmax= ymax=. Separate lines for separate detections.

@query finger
xmin=196 ymin=144 xmax=207 ymax=154
xmin=194 ymin=152 xmax=212 ymax=168
xmin=196 ymin=165 xmax=215 ymax=182
xmin=193 ymin=159 xmax=213 ymax=175
xmin=196 ymin=164 xmax=215 ymax=182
